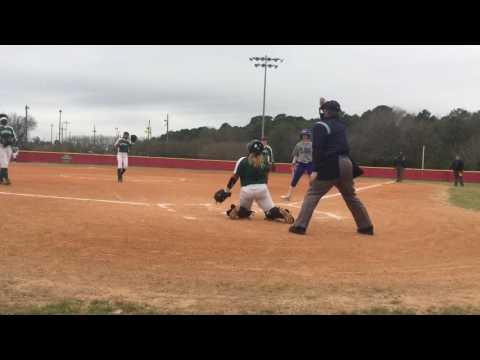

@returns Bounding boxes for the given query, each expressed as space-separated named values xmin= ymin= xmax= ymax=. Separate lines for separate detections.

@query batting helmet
xmin=300 ymin=129 xmax=312 ymax=139
xmin=0 ymin=114 xmax=8 ymax=125
xmin=247 ymin=139 xmax=264 ymax=155
xmin=320 ymin=100 xmax=341 ymax=113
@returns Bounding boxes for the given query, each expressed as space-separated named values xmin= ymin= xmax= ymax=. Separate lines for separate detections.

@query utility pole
xmin=58 ymin=109 xmax=62 ymax=143
xmin=25 ymin=105 xmax=29 ymax=144
xmin=115 ymin=127 xmax=119 ymax=138
xmin=249 ymin=55 xmax=284 ymax=139
xmin=164 ymin=113 xmax=169 ymax=143
xmin=50 ymin=124 xmax=54 ymax=144
xmin=93 ymin=123 xmax=97 ymax=146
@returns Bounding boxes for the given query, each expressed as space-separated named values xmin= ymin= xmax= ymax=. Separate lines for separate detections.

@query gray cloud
xmin=2 ymin=45 xmax=480 ymax=140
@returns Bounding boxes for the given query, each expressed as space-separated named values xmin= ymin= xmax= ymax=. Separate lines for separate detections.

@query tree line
xmin=15 ymin=105 xmax=480 ymax=170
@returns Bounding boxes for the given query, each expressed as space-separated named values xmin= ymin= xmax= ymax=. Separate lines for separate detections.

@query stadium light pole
xmin=25 ymin=105 xmax=29 ymax=144
xmin=421 ymin=145 xmax=426 ymax=170
xmin=58 ymin=109 xmax=62 ymax=143
xmin=249 ymin=55 xmax=284 ymax=139
xmin=63 ymin=121 xmax=70 ymax=143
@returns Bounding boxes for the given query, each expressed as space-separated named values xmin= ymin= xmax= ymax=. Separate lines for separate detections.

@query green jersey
xmin=115 ymin=137 xmax=132 ymax=153
xmin=0 ymin=125 xmax=17 ymax=145
xmin=234 ymin=156 xmax=269 ymax=187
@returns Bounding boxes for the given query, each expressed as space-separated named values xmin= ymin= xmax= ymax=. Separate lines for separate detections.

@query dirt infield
xmin=1 ymin=162 xmax=480 ymax=314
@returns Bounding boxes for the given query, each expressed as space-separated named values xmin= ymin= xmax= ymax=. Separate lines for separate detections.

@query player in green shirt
xmin=0 ymin=114 xmax=18 ymax=185
xmin=114 ymin=132 xmax=133 ymax=183
xmin=222 ymin=139 xmax=294 ymax=223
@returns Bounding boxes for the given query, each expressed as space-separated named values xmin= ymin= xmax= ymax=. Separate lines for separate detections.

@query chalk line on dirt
xmin=277 ymin=180 xmax=395 ymax=207
xmin=0 ymin=191 xmax=153 ymax=207
xmin=183 ymin=216 xmax=197 ymax=220
xmin=0 ymin=181 xmax=393 ymax=222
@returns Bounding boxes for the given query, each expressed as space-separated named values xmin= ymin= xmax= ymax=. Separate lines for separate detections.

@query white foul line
xmin=277 ymin=180 xmax=395 ymax=206
xmin=323 ymin=180 xmax=396 ymax=199
xmin=0 ymin=191 xmax=153 ymax=207
xmin=183 ymin=216 xmax=197 ymax=220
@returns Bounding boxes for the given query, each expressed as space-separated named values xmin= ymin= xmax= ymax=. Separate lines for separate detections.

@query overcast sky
xmin=1 ymin=45 xmax=480 ymax=140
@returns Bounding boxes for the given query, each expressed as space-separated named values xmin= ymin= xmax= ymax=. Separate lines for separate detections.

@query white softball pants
xmin=239 ymin=184 xmax=274 ymax=212
xmin=117 ymin=152 xmax=128 ymax=169
xmin=0 ymin=145 xmax=12 ymax=168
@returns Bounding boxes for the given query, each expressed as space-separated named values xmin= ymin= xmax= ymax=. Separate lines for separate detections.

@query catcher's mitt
xmin=214 ymin=189 xmax=231 ymax=203
xmin=130 ymin=134 xmax=138 ymax=143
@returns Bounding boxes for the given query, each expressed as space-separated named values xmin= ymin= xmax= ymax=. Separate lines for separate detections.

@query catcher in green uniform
xmin=214 ymin=139 xmax=294 ymax=223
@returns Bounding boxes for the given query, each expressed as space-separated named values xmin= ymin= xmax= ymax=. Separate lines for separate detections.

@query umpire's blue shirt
xmin=312 ymin=115 xmax=350 ymax=180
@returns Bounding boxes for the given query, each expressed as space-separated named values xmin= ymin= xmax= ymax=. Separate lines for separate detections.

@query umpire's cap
xmin=248 ymin=139 xmax=264 ymax=155
xmin=0 ymin=114 xmax=8 ymax=124
xmin=320 ymin=100 xmax=341 ymax=113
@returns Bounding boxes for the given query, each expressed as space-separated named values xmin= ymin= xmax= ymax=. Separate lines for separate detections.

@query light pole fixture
xmin=249 ymin=55 xmax=284 ymax=139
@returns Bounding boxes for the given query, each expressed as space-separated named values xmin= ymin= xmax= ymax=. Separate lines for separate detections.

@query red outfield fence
xmin=17 ymin=150 xmax=480 ymax=183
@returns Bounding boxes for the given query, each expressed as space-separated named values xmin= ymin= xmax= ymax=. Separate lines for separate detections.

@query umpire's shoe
xmin=357 ymin=226 xmax=374 ymax=235
xmin=289 ymin=225 xmax=306 ymax=235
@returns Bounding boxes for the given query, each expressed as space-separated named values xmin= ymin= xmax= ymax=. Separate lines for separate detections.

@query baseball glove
xmin=214 ymin=189 xmax=231 ymax=203
xmin=130 ymin=134 xmax=138 ymax=143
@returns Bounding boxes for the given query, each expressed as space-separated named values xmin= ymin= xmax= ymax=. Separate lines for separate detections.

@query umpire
xmin=450 ymin=155 xmax=465 ymax=187
xmin=393 ymin=152 xmax=406 ymax=182
xmin=289 ymin=100 xmax=374 ymax=236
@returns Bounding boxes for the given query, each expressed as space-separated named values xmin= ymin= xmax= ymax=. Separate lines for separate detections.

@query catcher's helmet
xmin=300 ymin=129 xmax=312 ymax=138
xmin=320 ymin=100 xmax=341 ymax=113
xmin=247 ymin=139 xmax=264 ymax=155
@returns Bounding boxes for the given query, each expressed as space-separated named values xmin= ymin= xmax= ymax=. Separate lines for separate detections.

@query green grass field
xmin=449 ymin=183 xmax=480 ymax=211
xmin=3 ymin=299 xmax=480 ymax=315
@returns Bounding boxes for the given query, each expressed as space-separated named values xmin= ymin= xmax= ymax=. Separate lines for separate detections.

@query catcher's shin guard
xmin=265 ymin=207 xmax=294 ymax=224
xmin=226 ymin=205 xmax=253 ymax=219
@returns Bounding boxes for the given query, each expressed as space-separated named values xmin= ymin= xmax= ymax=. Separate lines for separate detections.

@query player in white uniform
xmin=114 ymin=132 xmax=132 ymax=183
xmin=0 ymin=114 xmax=17 ymax=185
